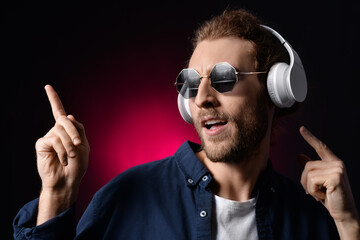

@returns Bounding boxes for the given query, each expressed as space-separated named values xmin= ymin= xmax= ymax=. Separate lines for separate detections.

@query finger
xmin=301 ymin=165 xmax=326 ymax=199
xmin=36 ymin=135 xmax=68 ymax=166
xmin=45 ymin=85 xmax=67 ymax=120
xmin=299 ymin=126 xmax=335 ymax=161
xmin=310 ymin=184 xmax=326 ymax=202
xmin=53 ymin=124 xmax=77 ymax=158
xmin=301 ymin=160 xmax=336 ymax=192
xmin=307 ymin=173 xmax=327 ymax=201
xmin=301 ymin=160 xmax=324 ymax=194
xmin=56 ymin=115 xmax=81 ymax=146
xmin=51 ymin=136 xmax=69 ymax=166
xmin=67 ymin=115 xmax=87 ymax=141
xmin=67 ymin=114 xmax=76 ymax=121
xmin=301 ymin=161 xmax=344 ymax=199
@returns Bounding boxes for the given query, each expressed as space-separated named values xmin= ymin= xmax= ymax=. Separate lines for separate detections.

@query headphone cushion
xmin=177 ymin=94 xmax=193 ymax=123
xmin=267 ymin=62 xmax=295 ymax=108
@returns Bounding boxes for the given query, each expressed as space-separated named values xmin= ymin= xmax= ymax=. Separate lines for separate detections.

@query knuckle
xmin=303 ymin=161 xmax=312 ymax=171
xmin=53 ymin=122 xmax=63 ymax=131
xmin=50 ymin=135 xmax=61 ymax=145
xmin=318 ymin=140 xmax=327 ymax=150
xmin=35 ymin=137 xmax=43 ymax=149
xmin=304 ymin=160 xmax=316 ymax=171
xmin=57 ymin=116 xmax=79 ymax=135
xmin=333 ymin=167 xmax=343 ymax=178
xmin=308 ymin=172 xmax=316 ymax=184
xmin=336 ymin=160 xmax=345 ymax=169
xmin=331 ymin=161 xmax=345 ymax=175
xmin=56 ymin=115 xmax=68 ymax=124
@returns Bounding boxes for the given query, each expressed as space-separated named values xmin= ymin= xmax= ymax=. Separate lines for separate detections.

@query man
xmin=13 ymin=9 xmax=359 ymax=240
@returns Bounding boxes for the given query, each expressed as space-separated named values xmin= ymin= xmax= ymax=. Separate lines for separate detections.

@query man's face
xmin=188 ymin=37 xmax=271 ymax=163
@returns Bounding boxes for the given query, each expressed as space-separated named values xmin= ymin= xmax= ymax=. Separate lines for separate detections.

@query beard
xmin=194 ymin=92 xmax=269 ymax=163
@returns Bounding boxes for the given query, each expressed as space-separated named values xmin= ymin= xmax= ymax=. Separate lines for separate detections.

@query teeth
xmin=204 ymin=120 xmax=228 ymax=129
xmin=205 ymin=120 xmax=224 ymax=125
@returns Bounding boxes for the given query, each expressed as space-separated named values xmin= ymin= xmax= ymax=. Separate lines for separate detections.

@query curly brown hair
xmin=192 ymin=9 xmax=289 ymax=72
xmin=192 ymin=8 xmax=299 ymax=119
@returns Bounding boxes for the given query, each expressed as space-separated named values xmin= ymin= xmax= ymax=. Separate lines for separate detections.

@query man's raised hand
xmin=299 ymin=126 xmax=360 ymax=239
xmin=35 ymin=85 xmax=90 ymax=225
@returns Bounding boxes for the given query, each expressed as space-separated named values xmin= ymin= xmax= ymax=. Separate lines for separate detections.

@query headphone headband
xmin=261 ymin=25 xmax=307 ymax=106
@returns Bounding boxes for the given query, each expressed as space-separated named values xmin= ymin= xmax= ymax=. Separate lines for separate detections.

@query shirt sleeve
xmin=13 ymin=198 xmax=76 ymax=240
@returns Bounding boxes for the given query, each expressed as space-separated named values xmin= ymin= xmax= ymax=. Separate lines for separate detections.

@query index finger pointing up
xmin=300 ymin=126 xmax=336 ymax=161
xmin=45 ymin=85 xmax=67 ymax=120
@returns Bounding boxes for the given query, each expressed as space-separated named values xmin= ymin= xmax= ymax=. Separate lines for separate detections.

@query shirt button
xmin=202 ymin=176 xmax=208 ymax=182
xmin=200 ymin=210 xmax=207 ymax=217
xmin=187 ymin=178 xmax=194 ymax=184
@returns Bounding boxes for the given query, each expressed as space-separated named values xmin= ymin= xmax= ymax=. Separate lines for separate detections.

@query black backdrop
xmin=6 ymin=1 xmax=360 ymax=238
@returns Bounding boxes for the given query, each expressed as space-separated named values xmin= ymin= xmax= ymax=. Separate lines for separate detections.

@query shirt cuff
xmin=13 ymin=198 xmax=76 ymax=239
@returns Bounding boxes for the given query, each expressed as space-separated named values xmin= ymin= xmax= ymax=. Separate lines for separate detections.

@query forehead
xmin=188 ymin=37 xmax=256 ymax=73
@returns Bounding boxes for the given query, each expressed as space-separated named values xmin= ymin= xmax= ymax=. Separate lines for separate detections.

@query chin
xmin=200 ymin=129 xmax=241 ymax=163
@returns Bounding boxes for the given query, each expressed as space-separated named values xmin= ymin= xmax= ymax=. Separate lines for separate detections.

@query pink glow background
xmin=67 ymin=43 xmax=304 ymax=216
xmin=69 ymin=44 xmax=203 ymax=215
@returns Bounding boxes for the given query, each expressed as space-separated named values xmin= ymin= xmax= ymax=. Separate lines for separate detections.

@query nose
xmin=194 ymin=77 xmax=219 ymax=109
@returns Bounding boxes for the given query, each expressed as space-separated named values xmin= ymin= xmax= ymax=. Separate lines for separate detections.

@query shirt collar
xmin=174 ymin=141 xmax=276 ymax=191
xmin=174 ymin=141 xmax=209 ymax=187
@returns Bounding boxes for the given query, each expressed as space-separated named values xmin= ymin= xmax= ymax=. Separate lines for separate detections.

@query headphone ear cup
xmin=177 ymin=94 xmax=193 ymax=124
xmin=267 ymin=62 xmax=295 ymax=108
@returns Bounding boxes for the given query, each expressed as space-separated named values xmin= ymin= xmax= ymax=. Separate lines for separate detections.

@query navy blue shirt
xmin=13 ymin=141 xmax=338 ymax=239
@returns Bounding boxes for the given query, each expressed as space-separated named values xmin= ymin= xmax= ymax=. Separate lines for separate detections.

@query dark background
xmin=5 ymin=0 xmax=360 ymax=238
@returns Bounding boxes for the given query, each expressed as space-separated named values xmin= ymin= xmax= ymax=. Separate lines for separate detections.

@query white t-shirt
xmin=211 ymin=195 xmax=258 ymax=240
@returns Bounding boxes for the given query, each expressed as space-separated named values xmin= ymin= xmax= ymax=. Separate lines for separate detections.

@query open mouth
xmin=204 ymin=119 xmax=228 ymax=130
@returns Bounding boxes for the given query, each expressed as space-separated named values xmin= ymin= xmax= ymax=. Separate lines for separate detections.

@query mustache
xmin=195 ymin=109 xmax=234 ymax=123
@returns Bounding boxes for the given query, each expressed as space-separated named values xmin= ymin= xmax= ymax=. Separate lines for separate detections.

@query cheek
xmin=228 ymin=81 xmax=264 ymax=109
xmin=219 ymin=92 xmax=250 ymax=117
xmin=189 ymin=98 xmax=196 ymax=117
xmin=230 ymin=76 xmax=262 ymax=98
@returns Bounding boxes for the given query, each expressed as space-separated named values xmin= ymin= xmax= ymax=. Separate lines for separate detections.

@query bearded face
xmin=188 ymin=38 xmax=271 ymax=163
xmin=194 ymin=90 xmax=269 ymax=163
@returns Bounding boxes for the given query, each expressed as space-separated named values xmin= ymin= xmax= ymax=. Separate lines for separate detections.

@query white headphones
xmin=177 ymin=25 xmax=308 ymax=124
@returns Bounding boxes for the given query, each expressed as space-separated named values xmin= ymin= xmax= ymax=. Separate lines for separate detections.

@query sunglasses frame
xmin=175 ymin=62 xmax=267 ymax=98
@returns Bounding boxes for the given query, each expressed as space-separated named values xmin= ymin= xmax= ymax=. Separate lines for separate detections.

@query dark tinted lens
xmin=210 ymin=62 xmax=237 ymax=93
xmin=176 ymin=69 xmax=200 ymax=98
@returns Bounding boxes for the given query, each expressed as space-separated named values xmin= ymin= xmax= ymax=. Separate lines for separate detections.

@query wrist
xmin=37 ymin=187 xmax=78 ymax=226
xmin=41 ymin=187 xmax=78 ymax=206
xmin=335 ymin=217 xmax=360 ymax=240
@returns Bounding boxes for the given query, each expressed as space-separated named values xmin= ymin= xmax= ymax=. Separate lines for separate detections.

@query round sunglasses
xmin=175 ymin=62 xmax=267 ymax=99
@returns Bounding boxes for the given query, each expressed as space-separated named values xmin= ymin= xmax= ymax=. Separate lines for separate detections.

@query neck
xmin=196 ymin=126 xmax=271 ymax=202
